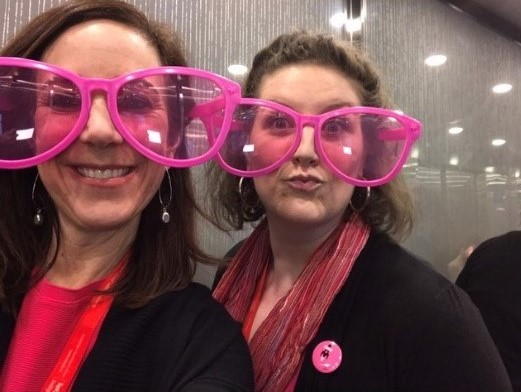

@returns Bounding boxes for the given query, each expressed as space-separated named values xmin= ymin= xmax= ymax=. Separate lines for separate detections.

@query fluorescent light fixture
xmin=411 ymin=148 xmax=419 ymax=159
xmin=515 ymin=170 xmax=520 ymax=178
xmin=492 ymin=83 xmax=512 ymax=94
xmin=485 ymin=166 xmax=495 ymax=173
xmin=228 ymin=64 xmax=248 ymax=76
xmin=424 ymin=54 xmax=447 ymax=67
xmin=147 ymin=130 xmax=162 ymax=144
xmin=448 ymin=126 xmax=463 ymax=135
xmin=16 ymin=128 xmax=34 ymax=140
xmin=449 ymin=156 xmax=459 ymax=166
xmin=491 ymin=138 xmax=506 ymax=146
xmin=330 ymin=12 xmax=347 ymax=28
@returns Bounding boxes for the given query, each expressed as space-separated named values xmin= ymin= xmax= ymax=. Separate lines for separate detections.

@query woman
xmin=210 ymin=31 xmax=511 ymax=391
xmin=0 ymin=1 xmax=252 ymax=391
xmin=457 ymin=232 xmax=521 ymax=391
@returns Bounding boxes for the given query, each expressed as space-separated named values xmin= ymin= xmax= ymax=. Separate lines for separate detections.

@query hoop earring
xmin=238 ymin=176 xmax=246 ymax=198
xmin=349 ymin=186 xmax=371 ymax=213
xmin=32 ymin=173 xmax=44 ymax=226
xmin=238 ymin=176 xmax=262 ymax=215
xmin=158 ymin=169 xmax=172 ymax=224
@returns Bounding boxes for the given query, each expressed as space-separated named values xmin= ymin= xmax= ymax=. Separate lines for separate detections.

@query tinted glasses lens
xmin=320 ymin=112 xmax=406 ymax=181
xmin=0 ymin=66 xmax=80 ymax=163
xmin=219 ymin=103 xmax=297 ymax=174
xmin=117 ymin=73 xmax=227 ymax=161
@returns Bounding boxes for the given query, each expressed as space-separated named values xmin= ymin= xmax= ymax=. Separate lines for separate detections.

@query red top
xmin=0 ymin=277 xmax=101 ymax=391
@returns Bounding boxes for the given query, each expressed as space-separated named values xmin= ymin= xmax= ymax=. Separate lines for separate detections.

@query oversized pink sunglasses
xmin=0 ymin=57 xmax=241 ymax=169
xmin=215 ymin=98 xmax=422 ymax=186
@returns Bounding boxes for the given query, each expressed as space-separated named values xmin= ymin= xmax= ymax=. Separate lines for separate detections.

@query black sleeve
xmin=169 ymin=287 xmax=254 ymax=392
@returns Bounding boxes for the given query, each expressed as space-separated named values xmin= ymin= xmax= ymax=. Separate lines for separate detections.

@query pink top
xmin=0 ymin=277 xmax=101 ymax=391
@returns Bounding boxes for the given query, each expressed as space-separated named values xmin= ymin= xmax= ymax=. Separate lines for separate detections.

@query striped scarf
xmin=213 ymin=214 xmax=370 ymax=391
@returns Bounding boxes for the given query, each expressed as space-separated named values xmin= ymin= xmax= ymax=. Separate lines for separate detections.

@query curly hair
xmin=207 ymin=31 xmax=415 ymax=240
xmin=0 ymin=0 xmax=209 ymax=316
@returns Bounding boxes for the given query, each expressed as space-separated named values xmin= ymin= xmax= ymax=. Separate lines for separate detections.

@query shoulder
xmin=356 ymin=231 xmax=455 ymax=303
xmin=456 ymin=231 xmax=521 ymax=293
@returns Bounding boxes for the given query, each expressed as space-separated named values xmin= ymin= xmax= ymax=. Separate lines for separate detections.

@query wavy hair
xmin=0 ymin=0 xmax=210 ymax=316
xmin=207 ymin=31 xmax=415 ymax=240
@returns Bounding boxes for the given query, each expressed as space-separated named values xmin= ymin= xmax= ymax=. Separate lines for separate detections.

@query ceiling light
xmin=345 ymin=18 xmax=363 ymax=33
xmin=425 ymin=54 xmax=447 ymax=67
xmin=515 ymin=170 xmax=520 ymax=178
xmin=449 ymin=156 xmax=459 ymax=166
xmin=485 ymin=166 xmax=495 ymax=173
xmin=227 ymin=64 xmax=248 ymax=76
xmin=411 ymin=148 xmax=419 ymax=159
xmin=330 ymin=12 xmax=347 ymax=28
xmin=492 ymin=83 xmax=512 ymax=94
xmin=491 ymin=138 xmax=506 ymax=146
xmin=448 ymin=126 xmax=463 ymax=135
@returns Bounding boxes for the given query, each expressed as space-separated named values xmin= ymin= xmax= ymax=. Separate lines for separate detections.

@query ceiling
xmin=442 ymin=0 xmax=521 ymax=43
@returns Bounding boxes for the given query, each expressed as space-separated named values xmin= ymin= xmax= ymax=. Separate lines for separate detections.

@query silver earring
xmin=158 ymin=169 xmax=172 ymax=224
xmin=32 ymin=173 xmax=44 ymax=226
xmin=349 ymin=186 xmax=371 ymax=212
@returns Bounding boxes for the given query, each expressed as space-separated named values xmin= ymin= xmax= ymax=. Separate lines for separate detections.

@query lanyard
xmin=42 ymin=254 xmax=128 ymax=392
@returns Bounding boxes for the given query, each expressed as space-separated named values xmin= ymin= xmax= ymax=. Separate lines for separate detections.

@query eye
xmin=118 ymin=81 xmax=160 ymax=112
xmin=40 ymin=82 xmax=81 ymax=112
xmin=264 ymin=113 xmax=294 ymax=133
xmin=322 ymin=117 xmax=352 ymax=136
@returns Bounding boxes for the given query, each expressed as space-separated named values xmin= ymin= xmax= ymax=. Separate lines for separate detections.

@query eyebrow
xmin=264 ymin=98 xmax=358 ymax=114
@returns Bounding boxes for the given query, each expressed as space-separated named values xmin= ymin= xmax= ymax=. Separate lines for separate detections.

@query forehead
xmin=41 ymin=19 xmax=161 ymax=77
xmin=257 ymin=64 xmax=362 ymax=112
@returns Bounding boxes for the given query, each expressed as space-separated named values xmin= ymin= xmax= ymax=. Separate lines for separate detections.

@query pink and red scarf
xmin=213 ymin=215 xmax=370 ymax=391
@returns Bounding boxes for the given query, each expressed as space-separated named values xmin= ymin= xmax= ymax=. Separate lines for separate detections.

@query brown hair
xmin=0 ymin=0 xmax=209 ymax=316
xmin=207 ymin=31 xmax=414 ymax=240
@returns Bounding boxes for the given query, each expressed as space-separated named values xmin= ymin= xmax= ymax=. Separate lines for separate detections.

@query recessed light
xmin=411 ymin=148 xmax=419 ymax=159
xmin=425 ymin=54 xmax=447 ymax=67
xmin=492 ymin=83 xmax=512 ymax=94
xmin=485 ymin=166 xmax=495 ymax=173
xmin=345 ymin=18 xmax=363 ymax=33
xmin=227 ymin=64 xmax=248 ymax=76
xmin=515 ymin=170 xmax=520 ymax=178
xmin=449 ymin=156 xmax=459 ymax=166
xmin=491 ymin=138 xmax=506 ymax=146
xmin=448 ymin=126 xmax=463 ymax=135
xmin=330 ymin=12 xmax=347 ymax=28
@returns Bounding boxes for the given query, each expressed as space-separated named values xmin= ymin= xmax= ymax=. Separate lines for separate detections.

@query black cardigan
xmin=0 ymin=283 xmax=254 ymax=392
xmin=217 ymin=231 xmax=512 ymax=392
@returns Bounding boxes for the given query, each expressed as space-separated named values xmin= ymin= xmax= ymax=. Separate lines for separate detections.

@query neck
xmin=45 ymin=226 xmax=135 ymax=289
xmin=266 ymin=216 xmax=341 ymax=288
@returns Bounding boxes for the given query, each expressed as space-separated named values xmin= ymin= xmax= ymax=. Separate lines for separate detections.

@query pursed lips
xmin=286 ymin=174 xmax=324 ymax=186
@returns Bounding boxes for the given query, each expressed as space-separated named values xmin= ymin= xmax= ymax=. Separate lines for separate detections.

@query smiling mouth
xmin=77 ymin=167 xmax=131 ymax=179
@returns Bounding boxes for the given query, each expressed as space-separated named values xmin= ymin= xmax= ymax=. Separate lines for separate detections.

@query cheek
xmin=35 ymin=109 xmax=79 ymax=153
xmin=320 ymin=133 xmax=365 ymax=178
xmin=247 ymin=129 xmax=294 ymax=170
xmin=120 ymin=111 xmax=172 ymax=155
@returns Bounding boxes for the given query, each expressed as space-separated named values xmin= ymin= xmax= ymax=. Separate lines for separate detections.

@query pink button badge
xmin=312 ymin=340 xmax=343 ymax=373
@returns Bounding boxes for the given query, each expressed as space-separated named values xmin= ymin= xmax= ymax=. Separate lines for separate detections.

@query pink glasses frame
xmin=216 ymin=98 xmax=422 ymax=187
xmin=0 ymin=57 xmax=242 ymax=169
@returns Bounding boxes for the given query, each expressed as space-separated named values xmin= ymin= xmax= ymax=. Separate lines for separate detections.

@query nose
xmin=292 ymin=125 xmax=319 ymax=166
xmin=78 ymin=93 xmax=123 ymax=147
